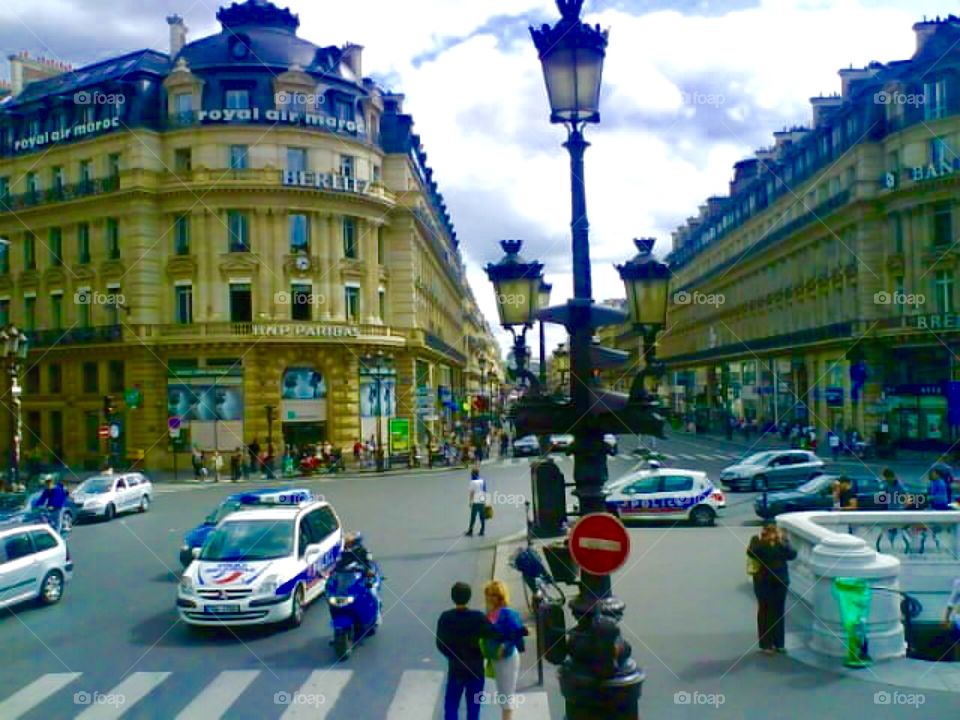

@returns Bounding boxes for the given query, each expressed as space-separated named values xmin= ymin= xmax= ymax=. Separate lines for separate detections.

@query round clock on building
xmin=295 ymin=254 xmax=310 ymax=272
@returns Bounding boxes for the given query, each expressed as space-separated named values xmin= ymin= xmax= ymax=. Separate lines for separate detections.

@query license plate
xmin=205 ymin=604 xmax=240 ymax=614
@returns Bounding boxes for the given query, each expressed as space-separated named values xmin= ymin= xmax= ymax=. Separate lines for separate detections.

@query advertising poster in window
xmin=282 ymin=368 xmax=327 ymax=400
xmin=360 ymin=375 xmax=396 ymax=417
xmin=926 ymin=414 xmax=943 ymax=439
xmin=167 ymin=384 xmax=243 ymax=421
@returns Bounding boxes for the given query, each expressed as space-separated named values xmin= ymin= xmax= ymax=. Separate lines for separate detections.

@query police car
xmin=177 ymin=490 xmax=342 ymax=628
xmin=605 ymin=467 xmax=726 ymax=526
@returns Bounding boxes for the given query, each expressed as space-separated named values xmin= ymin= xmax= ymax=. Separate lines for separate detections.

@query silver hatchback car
xmin=719 ymin=450 xmax=825 ymax=491
xmin=0 ymin=522 xmax=72 ymax=608
xmin=73 ymin=472 xmax=153 ymax=521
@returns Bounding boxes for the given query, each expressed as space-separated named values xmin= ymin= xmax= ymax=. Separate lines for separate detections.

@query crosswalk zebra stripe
xmin=74 ymin=672 xmax=171 ymax=719
xmin=0 ymin=672 xmax=81 ymax=719
xmin=385 ymin=670 xmax=445 ymax=719
xmin=278 ymin=669 xmax=352 ymax=719
xmin=516 ymin=691 xmax=551 ymax=719
xmin=174 ymin=670 xmax=260 ymax=720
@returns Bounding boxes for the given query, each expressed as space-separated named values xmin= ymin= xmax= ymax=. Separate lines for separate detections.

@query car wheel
xmin=286 ymin=585 xmax=305 ymax=628
xmin=139 ymin=495 xmax=150 ymax=513
xmin=689 ymin=506 xmax=716 ymax=527
xmin=104 ymin=504 xmax=116 ymax=521
xmin=334 ymin=626 xmax=353 ymax=659
xmin=39 ymin=570 xmax=64 ymax=605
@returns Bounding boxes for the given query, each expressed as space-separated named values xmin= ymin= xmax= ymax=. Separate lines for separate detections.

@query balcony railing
xmin=0 ymin=176 xmax=120 ymax=214
xmin=26 ymin=324 xmax=122 ymax=348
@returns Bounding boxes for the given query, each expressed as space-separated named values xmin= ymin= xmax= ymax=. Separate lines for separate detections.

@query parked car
xmin=548 ymin=434 xmax=575 ymax=453
xmin=719 ymin=450 xmax=825 ymax=492
xmin=0 ymin=520 xmax=72 ymax=609
xmin=754 ymin=474 xmax=887 ymax=518
xmin=72 ymin=472 xmax=152 ymax=521
xmin=605 ymin=467 xmax=726 ymax=526
xmin=512 ymin=435 xmax=541 ymax=458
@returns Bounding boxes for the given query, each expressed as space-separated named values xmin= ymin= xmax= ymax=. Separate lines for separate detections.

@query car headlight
xmin=258 ymin=575 xmax=279 ymax=595
xmin=179 ymin=575 xmax=195 ymax=595
xmin=328 ymin=596 xmax=355 ymax=607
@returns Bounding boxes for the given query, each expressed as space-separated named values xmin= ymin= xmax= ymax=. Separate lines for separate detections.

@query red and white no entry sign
xmin=569 ymin=512 xmax=630 ymax=575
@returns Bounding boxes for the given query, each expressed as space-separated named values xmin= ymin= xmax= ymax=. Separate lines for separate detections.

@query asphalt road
xmin=2 ymin=433 xmax=956 ymax=719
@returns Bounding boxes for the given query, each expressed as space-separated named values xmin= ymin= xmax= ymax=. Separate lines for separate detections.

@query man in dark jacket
xmin=436 ymin=582 xmax=495 ymax=720
xmin=35 ymin=477 xmax=69 ymax=534
xmin=747 ymin=523 xmax=797 ymax=653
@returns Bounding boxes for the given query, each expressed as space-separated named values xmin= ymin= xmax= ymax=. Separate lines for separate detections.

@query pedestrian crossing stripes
xmin=0 ymin=670 xmax=553 ymax=719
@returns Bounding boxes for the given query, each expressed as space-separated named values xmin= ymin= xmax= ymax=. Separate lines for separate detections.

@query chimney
xmin=810 ymin=94 xmax=843 ymax=128
xmin=167 ymin=15 xmax=188 ymax=58
xmin=383 ymin=92 xmax=405 ymax=114
xmin=7 ymin=50 xmax=72 ymax=96
xmin=341 ymin=43 xmax=363 ymax=78
xmin=838 ymin=65 xmax=881 ymax=98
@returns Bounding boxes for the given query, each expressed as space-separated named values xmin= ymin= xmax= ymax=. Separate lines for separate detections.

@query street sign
xmin=168 ymin=417 xmax=181 ymax=430
xmin=389 ymin=418 xmax=410 ymax=454
xmin=98 ymin=425 xmax=110 ymax=439
xmin=109 ymin=424 xmax=120 ymax=439
xmin=569 ymin=513 xmax=630 ymax=576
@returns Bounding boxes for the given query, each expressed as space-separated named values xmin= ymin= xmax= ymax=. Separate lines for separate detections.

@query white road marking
xmin=0 ymin=672 xmax=82 ymax=719
xmin=74 ymin=672 xmax=171 ymax=719
xmin=174 ymin=670 xmax=260 ymax=720
xmin=278 ymin=670 xmax=352 ymax=719
xmin=385 ymin=670 xmax=445 ymax=719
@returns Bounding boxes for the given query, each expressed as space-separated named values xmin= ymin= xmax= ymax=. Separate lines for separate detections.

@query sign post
xmin=568 ymin=513 xmax=631 ymax=576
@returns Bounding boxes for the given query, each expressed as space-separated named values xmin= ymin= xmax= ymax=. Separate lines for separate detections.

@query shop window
xmin=174 ymin=148 xmax=192 ymax=173
xmin=206 ymin=358 xmax=241 ymax=367
xmin=82 ymin=362 xmax=98 ymax=394
xmin=289 ymin=214 xmax=309 ymax=253
xmin=108 ymin=360 xmax=124 ymax=393
xmin=78 ymin=223 xmax=91 ymax=264
xmin=934 ymin=271 xmax=954 ymax=313
xmin=343 ymin=217 xmax=357 ymax=258
xmin=230 ymin=283 xmax=252 ymax=323
xmin=292 ymin=284 xmax=312 ymax=321
xmin=106 ymin=218 xmax=120 ymax=259
xmin=230 ymin=145 xmax=248 ymax=170
xmin=344 ymin=286 xmax=360 ymax=322
xmin=228 ymin=211 xmax=249 ymax=252
xmin=50 ymin=294 xmax=63 ymax=329
xmin=174 ymin=216 xmax=190 ymax=255
xmin=24 ymin=297 xmax=35 ymax=331
xmin=48 ymin=363 xmax=62 ymax=394
xmin=175 ymin=285 xmax=193 ymax=324
xmin=287 ymin=147 xmax=307 ymax=172
xmin=933 ymin=203 xmax=953 ymax=247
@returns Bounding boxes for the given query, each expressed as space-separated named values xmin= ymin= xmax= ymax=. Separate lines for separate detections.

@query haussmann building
xmin=0 ymin=0 xmax=499 ymax=470
xmin=658 ymin=15 xmax=960 ymax=451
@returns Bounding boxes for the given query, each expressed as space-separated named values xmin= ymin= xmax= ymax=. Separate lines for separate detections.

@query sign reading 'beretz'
xmin=250 ymin=324 xmax=359 ymax=338
xmin=282 ymin=171 xmax=370 ymax=195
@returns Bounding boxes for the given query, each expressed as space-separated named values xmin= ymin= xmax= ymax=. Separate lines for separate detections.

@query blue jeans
xmin=444 ymin=674 xmax=484 ymax=720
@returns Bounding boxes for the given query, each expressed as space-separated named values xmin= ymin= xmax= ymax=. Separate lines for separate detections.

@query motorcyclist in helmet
xmin=338 ymin=532 xmax=374 ymax=573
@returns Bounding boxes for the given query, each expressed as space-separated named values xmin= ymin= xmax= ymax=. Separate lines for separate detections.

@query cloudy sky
xmin=0 ymin=0 xmax=953 ymax=356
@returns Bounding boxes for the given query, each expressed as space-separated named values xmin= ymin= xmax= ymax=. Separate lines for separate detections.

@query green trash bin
xmin=832 ymin=577 xmax=873 ymax=668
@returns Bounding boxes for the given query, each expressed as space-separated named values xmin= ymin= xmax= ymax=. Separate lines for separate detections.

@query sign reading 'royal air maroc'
xmin=197 ymin=107 xmax=366 ymax=135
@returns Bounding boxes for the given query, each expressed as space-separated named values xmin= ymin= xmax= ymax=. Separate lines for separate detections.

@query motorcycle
xmin=326 ymin=560 xmax=382 ymax=659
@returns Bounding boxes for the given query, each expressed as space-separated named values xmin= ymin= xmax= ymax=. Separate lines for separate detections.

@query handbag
xmin=484 ymin=504 xmax=494 ymax=520
xmin=746 ymin=555 xmax=760 ymax=576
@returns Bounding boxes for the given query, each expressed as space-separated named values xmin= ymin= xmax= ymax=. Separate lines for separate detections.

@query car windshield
xmin=798 ymin=476 xmax=832 ymax=493
xmin=78 ymin=477 xmax=113 ymax=494
xmin=200 ymin=520 xmax=294 ymax=562
xmin=207 ymin=500 xmax=243 ymax=524
xmin=0 ymin=492 xmax=29 ymax=511
xmin=741 ymin=452 xmax=775 ymax=466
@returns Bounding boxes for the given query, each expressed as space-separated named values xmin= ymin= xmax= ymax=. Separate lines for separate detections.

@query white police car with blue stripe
xmin=605 ymin=468 xmax=726 ymax=526
xmin=177 ymin=489 xmax=342 ymax=627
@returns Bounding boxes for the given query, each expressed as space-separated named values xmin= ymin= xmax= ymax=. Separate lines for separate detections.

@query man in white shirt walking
xmin=465 ymin=469 xmax=487 ymax=537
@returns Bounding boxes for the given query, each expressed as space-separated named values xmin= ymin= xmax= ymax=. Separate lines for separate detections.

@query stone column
xmin=328 ymin=350 xmax=360 ymax=451
xmin=206 ymin=209 xmax=222 ymax=321
xmin=255 ymin=208 xmax=273 ymax=321
xmin=314 ymin=211 xmax=332 ymax=320
xmin=328 ymin=215 xmax=344 ymax=320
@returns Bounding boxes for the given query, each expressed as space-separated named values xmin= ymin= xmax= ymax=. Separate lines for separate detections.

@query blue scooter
xmin=326 ymin=560 xmax=382 ymax=659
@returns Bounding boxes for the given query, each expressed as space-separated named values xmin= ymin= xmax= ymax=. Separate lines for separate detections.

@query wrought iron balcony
xmin=0 ymin=176 xmax=120 ymax=214
xmin=26 ymin=324 xmax=122 ymax=348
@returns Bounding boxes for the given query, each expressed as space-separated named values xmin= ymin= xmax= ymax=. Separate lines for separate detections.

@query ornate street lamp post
xmin=527 ymin=2 xmax=657 ymax=717
xmin=363 ymin=350 xmax=391 ymax=472
xmin=1 ymin=325 xmax=29 ymax=491
xmin=538 ymin=280 xmax=552 ymax=386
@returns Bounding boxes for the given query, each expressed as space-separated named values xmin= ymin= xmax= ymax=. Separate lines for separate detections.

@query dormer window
xmin=225 ymin=89 xmax=250 ymax=110
xmin=81 ymin=105 xmax=95 ymax=124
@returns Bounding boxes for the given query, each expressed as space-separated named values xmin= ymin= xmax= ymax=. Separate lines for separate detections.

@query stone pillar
xmin=806 ymin=534 xmax=905 ymax=661
xmin=314 ymin=211 xmax=332 ymax=320
xmin=255 ymin=208 xmax=273 ymax=320
xmin=328 ymin=350 xmax=360 ymax=451
xmin=205 ymin=209 xmax=222 ymax=321
xmin=128 ymin=350 xmax=168 ymax=470
xmin=122 ymin=202 xmax=163 ymax=325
